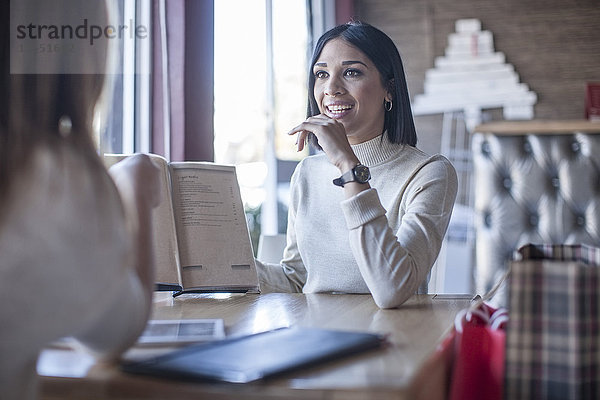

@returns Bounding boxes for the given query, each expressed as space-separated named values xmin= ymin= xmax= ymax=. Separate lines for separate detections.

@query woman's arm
xmin=107 ymin=154 xmax=162 ymax=303
xmin=255 ymin=169 xmax=306 ymax=293
xmin=342 ymin=159 xmax=457 ymax=308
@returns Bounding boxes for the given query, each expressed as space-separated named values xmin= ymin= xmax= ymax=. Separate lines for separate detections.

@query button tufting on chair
xmin=472 ymin=131 xmax=600 ymax=297
xmin=481 ymin=141 xmax=491 ymax=157
xmin=528 ymin=213 xmax=539 ymax=227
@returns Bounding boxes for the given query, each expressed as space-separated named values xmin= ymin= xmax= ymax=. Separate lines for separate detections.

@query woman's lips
xmin=325 ymin=103 xmax=353 ymax=119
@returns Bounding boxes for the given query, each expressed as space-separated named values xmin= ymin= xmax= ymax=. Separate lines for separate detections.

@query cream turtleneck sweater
xmin=256 ymin=135 xmax=458 ymax=308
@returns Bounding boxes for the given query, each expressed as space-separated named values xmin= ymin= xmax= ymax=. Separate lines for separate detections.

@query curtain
xmin=152 ymin=0 xmax=214 ymax=162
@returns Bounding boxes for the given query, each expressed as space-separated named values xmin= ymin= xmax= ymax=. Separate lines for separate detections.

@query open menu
xmin=104 ymin=154 xmax=260 ymax=295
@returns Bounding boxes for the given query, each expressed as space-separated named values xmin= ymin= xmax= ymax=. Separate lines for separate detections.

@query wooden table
xmin=38 ymin=292 xmax=471 ymax=400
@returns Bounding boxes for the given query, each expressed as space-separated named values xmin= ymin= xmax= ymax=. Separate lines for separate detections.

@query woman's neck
xmin=350 ymin=133 xmax=403 ymax=167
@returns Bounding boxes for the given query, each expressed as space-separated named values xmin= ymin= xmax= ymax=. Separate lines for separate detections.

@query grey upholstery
xmin=472 ymin=132 xmax=600 ymax=295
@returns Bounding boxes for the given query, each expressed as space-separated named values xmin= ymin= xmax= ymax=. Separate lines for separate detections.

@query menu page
xmin=169 ymin=163 xmax=258 ymax=290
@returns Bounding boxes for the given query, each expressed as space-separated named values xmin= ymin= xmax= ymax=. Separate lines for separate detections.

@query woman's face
xmin=313 ymin=38 xmax=390 ymax=144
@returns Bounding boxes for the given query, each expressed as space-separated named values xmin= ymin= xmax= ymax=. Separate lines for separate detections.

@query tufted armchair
xmin=471 ymin=121 xmax=600 ymax=296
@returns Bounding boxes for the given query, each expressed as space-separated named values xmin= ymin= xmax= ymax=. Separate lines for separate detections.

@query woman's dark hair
xmin=307 ymin=21 xmax=417 ymax=146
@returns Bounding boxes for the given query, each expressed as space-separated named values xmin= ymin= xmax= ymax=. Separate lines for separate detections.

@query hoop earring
xmin=384 ymin=100 xmax=393 ymax=112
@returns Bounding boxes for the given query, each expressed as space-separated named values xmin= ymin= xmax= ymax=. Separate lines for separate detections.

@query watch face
xmin=354 ymin=165 xmax=371 ymax=183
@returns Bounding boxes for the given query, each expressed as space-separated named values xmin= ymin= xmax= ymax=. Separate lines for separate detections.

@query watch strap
xmin=332 ymin=169 xmax=355 ymax=187
xmin=333 ymin=164 xmax=370 ymax=187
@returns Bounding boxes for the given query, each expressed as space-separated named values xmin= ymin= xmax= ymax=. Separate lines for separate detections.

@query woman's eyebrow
xmin=341 ymin=60 xmax=368 ymax=67
xmin=314 ymin=60 xmax=368 ymax=68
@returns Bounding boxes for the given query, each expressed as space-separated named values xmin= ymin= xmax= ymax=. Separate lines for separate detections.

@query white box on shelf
xmin=455 ymin=18 xmax=481 ymax=34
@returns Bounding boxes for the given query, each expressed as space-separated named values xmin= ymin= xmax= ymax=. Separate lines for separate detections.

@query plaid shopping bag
xmin=505 ymin=244 xmax=600 ymax=400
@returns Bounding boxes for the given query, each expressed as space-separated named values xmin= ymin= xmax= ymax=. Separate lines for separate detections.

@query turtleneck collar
xmin=350 ymin=134 xmax=404 ymax=167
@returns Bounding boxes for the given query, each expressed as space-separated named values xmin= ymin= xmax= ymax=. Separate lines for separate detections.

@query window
xmin=214 ymin=0 xmax=309 ymax=238
xmin=100 ymin=0 xmax=151 ymax=155
xmin=101 ymin=0 xmax=310 ymax=247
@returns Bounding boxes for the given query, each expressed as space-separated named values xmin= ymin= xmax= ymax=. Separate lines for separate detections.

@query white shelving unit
xmin=413 ymin=18 xmax=537 ymax=131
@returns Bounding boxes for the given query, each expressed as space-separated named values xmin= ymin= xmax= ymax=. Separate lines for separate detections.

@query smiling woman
xmin=256 ymin=21 xmax=459 ymax=309
xmin=311 ymin=39 xmax=390 ymax=146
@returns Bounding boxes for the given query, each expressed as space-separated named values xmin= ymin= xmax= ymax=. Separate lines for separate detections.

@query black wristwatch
xmin=333 ymin=164 xmax=371 ymax=187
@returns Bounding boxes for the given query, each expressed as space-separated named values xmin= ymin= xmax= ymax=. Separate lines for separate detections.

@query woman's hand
xmin=109 ymin=154 xmax=162 ymax=212
xmin=287 ymin=114 xmax=360 ymax=173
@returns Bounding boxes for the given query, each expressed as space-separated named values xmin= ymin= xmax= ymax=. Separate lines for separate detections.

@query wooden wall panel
xmin=353 ymin=0 xmax=600 ymax=155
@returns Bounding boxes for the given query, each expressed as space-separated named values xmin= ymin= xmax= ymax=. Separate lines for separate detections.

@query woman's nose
xmin=324 ymin=76 xmax=344 ymax=97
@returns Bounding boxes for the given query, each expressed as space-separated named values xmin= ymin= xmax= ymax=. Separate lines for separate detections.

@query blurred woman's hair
xmin=0 ymin=0 xmax=116 ymax=207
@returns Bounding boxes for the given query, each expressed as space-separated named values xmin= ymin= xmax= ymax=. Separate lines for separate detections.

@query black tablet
xmin=122 ymin=326 xmax=385 ymax=383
